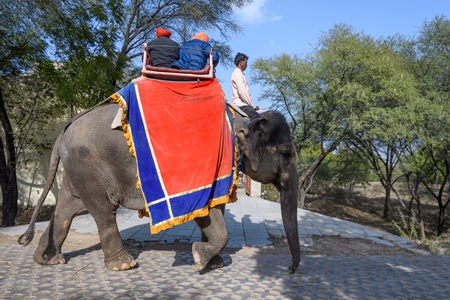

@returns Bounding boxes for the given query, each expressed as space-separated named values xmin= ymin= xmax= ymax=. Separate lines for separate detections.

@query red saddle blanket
xmin=110 ymin=76 xmax=238 ymax=234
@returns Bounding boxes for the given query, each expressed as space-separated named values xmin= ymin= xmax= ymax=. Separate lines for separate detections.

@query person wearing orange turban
xmin=156 ymin=28 xmax=172 ymax=38
xmin=147 ymin=28 xmax=179 ymax=68
xmin=191 ymin=32 xmax=208 ymax=42
xmin=171 ymin=32 xmax=219 ymax=70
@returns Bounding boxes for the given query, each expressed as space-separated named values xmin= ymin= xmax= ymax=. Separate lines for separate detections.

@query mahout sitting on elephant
xmin=19 ymin=93 xmax=300 ymax=273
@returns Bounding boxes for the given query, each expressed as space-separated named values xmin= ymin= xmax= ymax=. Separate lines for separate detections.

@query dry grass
xmin=262 ymin=182 xmax=450 ymax=254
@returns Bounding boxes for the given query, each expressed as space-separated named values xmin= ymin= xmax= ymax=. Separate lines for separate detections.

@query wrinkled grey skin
xmin=236 ymin=111 xmax=300 ymax=274
xmin=19 ymin=103 xmax=300 ymax=273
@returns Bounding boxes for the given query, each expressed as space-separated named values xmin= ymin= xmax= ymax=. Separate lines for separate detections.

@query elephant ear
xmin=252 ymin=115 xmax=278 ymax=143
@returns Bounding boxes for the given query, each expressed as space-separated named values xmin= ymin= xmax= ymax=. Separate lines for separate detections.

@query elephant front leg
xmin=193 ymin=205 xmax=228 ymax=272
xmin=200 ymin=204 xmax=226 ymax=270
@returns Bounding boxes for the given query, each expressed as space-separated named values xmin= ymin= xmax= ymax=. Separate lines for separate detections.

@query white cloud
xmin=235 ymin=0 xmax=282 ymax=25
xmin=269 ymin=15 xmax=283 ymax=22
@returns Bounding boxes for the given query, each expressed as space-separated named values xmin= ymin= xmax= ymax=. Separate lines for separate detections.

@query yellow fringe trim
xmin=149 ymin=193 xmax=236 ymax=234
xmin=228 ymin=105 xmax=239 ymax=203
xmin=109 ymin=91 xmax=144 ymax=200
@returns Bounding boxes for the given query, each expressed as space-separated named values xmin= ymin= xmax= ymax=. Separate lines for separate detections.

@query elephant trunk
xmin=280 ymin=163 xmax=300 ymax=274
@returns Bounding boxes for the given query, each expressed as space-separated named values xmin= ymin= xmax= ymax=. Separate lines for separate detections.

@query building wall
xmin=1 ymin=122 xmax=64 ymax=208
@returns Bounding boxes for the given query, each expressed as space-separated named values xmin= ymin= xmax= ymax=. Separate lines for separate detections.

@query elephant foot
xmin=205 ymin=255 xmax=224 ymax=269
xmin=193 ymin=242 xmax=221 ymax=272
xmin=34 ymin=246 xmax=65 ymax=265
xmin=47 ymin=253 xmax=67 ymax=265
xmin=34 ymin=252 xmax=66 ymax=265
xmin=192 ymin=242 xmax=209 ymax=271
xmin=105 ymin=252 xmax=136 ymax=271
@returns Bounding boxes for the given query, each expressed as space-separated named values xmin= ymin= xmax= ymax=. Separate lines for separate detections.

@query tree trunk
xmin=298 ymin=185 xmax=306 ymax=209
xmin=383 ymin=185 xmax=391 ymax=219
xmin=437 ymin=206 xmax=445 ymax=236
xmin=0 ymin=87 xmax=18 ymax=227
xmin=415 ymin=198 xmax=426 ymax=240
xmin=0 ymin=137 xmax=9 ymax=211
xmin=409 ymin=195 xmax=426 ymax=240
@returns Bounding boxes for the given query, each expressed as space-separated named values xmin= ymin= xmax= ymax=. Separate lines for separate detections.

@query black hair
xmin=234 ymin=52 xmax=249 ymax=66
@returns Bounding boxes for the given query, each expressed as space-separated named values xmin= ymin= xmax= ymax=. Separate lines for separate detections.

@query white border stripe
xmin=133 ymin=83 xmax=174 ymax=219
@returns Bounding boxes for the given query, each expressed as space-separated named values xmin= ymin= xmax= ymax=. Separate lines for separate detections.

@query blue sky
xmin=215 ymin=0 xmax=449 ymax=109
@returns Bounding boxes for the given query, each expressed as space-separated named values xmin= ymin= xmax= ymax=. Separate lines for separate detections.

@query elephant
xmin=235 ymin=110 xmax=300 ymax=273
xmin=19 ymin=102 xmax=300 ymax=273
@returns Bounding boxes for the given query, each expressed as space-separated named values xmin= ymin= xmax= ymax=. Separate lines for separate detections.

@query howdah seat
xmin=141 ymin=43 xmax=214 ymax=81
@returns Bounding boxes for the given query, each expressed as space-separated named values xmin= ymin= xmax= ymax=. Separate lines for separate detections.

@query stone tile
xmin=367 ymin=236 xmax=395 ymax=246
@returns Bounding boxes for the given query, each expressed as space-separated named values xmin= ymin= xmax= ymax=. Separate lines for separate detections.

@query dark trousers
xmin=237 ymin=106 xmax=260 ymax=172
xmin=239 ymin=105 xmax=260 ymax=120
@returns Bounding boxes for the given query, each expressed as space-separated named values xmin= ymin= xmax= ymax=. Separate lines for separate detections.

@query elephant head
xmin=236 ymin=111 xmax=301 ymax=273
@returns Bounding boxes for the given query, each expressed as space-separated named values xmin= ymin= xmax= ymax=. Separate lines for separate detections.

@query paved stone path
xmin=0 ymin=189 xmax=449 ymax=299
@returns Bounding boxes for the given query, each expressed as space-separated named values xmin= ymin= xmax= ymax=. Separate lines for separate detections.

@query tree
xmin=398 ymin=15 xmax=450 ymax=236
xmin=30 ymin=0 xmax=250 ymax=111
xmin=1 ymin=0 xmax=251 ymax=225
xmin=252 ymin=51 xmax=349 ymax=208
xmin=32 ymin=0 xmax=124 ymax=112
xmin=0 ymin=88 xmax=17 ymax=226
xmin=326 ymin=147 xmax=372 ymax=198
xmin=303 ymin=146 xmax=372 ymax=202
xmin=252 ymin=24 xmax=418 ymax=210
xmin=0 ymin=1 xmax=48 ymax=226
xmin=113 ymin=0 xmax=248 ymax=68
xmin=319 ymin=25 xmax=419 ymax=219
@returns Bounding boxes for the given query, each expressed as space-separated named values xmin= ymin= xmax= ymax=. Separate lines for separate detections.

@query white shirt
xmin=231 ymin=68 xmax=256 ymax=109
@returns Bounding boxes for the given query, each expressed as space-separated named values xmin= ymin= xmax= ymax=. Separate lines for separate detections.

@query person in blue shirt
xmin=171 ymin=32 xmax=219 ymax=71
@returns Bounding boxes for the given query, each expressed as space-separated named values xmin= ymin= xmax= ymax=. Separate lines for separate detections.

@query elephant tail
xmin=18 ymin=129 xmax=64 ymax=246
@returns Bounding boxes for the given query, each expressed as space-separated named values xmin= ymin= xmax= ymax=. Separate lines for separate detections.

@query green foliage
xmin=261 ymin=184 xmax=280 ymax=202
xmin=395 ymin=16 xmax=450 ymax=235
xmin=423 ymin=229 xmax=450 ymax=254
xmin=0 ymin=1 xmax=47 ymax=77
xmin=391 ymin=208 xmax=419 ymax=241
xmin=311 ymin=147 xmax=373 ymax=196
xmin=251 ymin=24 xmax=420 ymax=206
xmin=329 ymin=149 xmax=372 ymax=188
xmin=1 ymin=63 xmax=68 ymax=168
xmin=2 ymin=0 xmax=253 ymax=111
xmin=318 ymin=24 xmax=419 ymax=142
xmin=32 ymin=1 xmax=123 ymax=109
xmin=26 ymin=0 xmax=251 ymax=109
xmin=114 ymin=0 xmax=251 ymax=67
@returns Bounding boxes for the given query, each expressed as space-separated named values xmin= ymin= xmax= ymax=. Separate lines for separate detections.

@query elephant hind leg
xmin=86 ymin=204 xmax=136 ymax=271
xmin=193 ymin=204 xmax=228 ymax=272
xmin=34 ymin=176 xmax=87 ymax=265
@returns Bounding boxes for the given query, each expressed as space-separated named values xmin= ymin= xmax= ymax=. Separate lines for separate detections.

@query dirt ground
xmin=304 ymin=189 xmax=443 ymax=238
